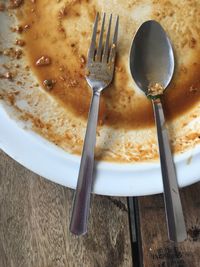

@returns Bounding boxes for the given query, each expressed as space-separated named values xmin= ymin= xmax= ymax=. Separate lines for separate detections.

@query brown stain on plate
xmin=14 ymin=0 xmax=200 ymax=130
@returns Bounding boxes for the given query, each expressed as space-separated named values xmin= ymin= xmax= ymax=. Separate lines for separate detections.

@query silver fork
xmin=70 ymin=13 xmax=119 ymax=235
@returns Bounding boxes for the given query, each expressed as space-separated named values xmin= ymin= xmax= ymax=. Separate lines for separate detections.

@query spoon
xmin=130 ymin=20 xmax=187 ymax=242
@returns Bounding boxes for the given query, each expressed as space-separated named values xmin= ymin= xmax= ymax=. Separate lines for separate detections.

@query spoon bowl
xmin=130 ymin=20 xmax=174 ymax=94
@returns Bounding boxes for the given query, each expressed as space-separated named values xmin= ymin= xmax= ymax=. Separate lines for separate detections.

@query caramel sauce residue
xmin=15 ymin=0 xmax=200 ymax=130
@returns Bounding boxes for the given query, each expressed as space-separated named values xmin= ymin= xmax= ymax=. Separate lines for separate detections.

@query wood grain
xmin=1 ymin=147 xmax=200 ymax=267
xmin=0 ymin=150 xmax=132 ymax=267
xmin=138 ymin=183 xmax=200 ymax=267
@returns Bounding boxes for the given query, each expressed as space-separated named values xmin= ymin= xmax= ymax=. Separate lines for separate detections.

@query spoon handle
xmin=152 ymin=98 xmax=187 ymax=242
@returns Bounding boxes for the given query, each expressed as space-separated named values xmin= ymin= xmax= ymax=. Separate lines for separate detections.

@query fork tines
xmin=88 ymin=13 xmax=119 ymax=64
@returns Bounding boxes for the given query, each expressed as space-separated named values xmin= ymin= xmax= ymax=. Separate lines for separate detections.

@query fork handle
xmin=152 ymin=98 xmax=187 ymax=242
xmin=70 ymin=90 xmax=100 ymax=235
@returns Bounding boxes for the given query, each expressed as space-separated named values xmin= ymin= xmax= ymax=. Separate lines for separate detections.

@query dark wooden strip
xmin=138 ymin=183 xmax=200 ymax=267
xmin=0 ymin=150 xmax=132 ymax=267
xmin=128 ymin=197 xmax=143 ymax=267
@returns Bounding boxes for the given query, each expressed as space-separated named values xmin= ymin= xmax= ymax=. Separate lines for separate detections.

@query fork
xmin=70 ymin=13 xmax=119 ymax=235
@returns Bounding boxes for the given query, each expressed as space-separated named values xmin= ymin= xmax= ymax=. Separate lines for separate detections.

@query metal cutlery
xmin=70 ymin=13 xmax=119 ymax=236
xmin=129 ymin=20 xmax=187 ymax=242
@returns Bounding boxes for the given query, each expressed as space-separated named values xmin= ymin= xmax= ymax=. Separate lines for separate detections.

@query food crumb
xmin=15 ymin=39 xmax=25 ymax=46
xmin=189 ymin=85 xmax=199 ymax=94
xmin=59 ymin=75 xmax=66 ymax=81
xmin=3 ymin=48 xmax=23 ymax=59
xmin=69 ymin=79 xmax=78 ymax=87
xmin=9 ymin=0 xmax=24 ymax=9
xmin=43 ymin=79 xmax=56 ymax=90
xmin=24 ymin=24 xmax=30 ymax=31
xmin=189 ymin=37 xmax=196 ymax=49
xmin=7 ymin=93 xmax=15 ymax=105
xmin=15 ymin=49 xmax=23 ymax=59
xmin=36 ymin=56 xmax=51 ymax=66
xmin=59 ymin=66 xmax=64 ymax=72
xmin=0 ymin=71 xmax=13 ymax=80
xmin=147 ymin=83 xmax=164 ymax=97
xmin=58 ymin=6 xmax=67 ymax=18
xmin=11 ymin=25 xmax=23 ymax=33
xmin=80 ymin=55 xmax=86 ymax=64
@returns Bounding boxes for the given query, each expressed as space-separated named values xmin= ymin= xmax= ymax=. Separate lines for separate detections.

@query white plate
xmin=0 ymin=8 xmax=199 ymax=196
xmin=0 ymin=103 xmax=200 ymax=196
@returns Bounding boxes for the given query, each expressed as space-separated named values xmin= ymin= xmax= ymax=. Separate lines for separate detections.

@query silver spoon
xmin=130 ymin=20 xmax=187 ymax=242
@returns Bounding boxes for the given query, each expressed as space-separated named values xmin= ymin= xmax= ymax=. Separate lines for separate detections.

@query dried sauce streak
xmin=0 ymin=2 xmax=5 ymax=11
xmin=14 ymin=0 xmax=200 ymax=129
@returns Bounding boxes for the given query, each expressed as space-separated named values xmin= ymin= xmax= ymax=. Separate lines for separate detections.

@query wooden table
xmin=0 ymin=149 xmax=200 ymax=267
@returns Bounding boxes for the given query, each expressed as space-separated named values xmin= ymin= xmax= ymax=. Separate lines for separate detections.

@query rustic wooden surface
xmin=138 ymin=183 xmax=200 ymax=267
xmin=0 ymin=150 xmax=132 ymax=267
xmin=0 ymin=148 xmax=200 ymax=267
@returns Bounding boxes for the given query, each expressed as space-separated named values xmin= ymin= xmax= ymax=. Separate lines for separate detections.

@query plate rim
xmin=0 ymin=103 xmax=200 ymax=196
